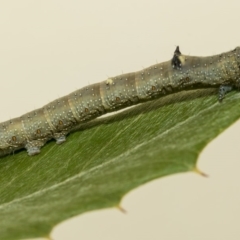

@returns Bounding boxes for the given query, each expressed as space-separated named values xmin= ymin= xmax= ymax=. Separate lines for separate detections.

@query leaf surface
xmin=0 ymin=89 xmax=240 ymax=240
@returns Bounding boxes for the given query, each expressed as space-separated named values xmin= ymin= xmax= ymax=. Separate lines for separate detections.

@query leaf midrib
xmin=0 ymin=96 xmax=224 ymax=210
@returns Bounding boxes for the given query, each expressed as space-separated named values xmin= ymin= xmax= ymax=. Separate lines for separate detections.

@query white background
xmin=0 ymin=1 xmax=240 ymax=239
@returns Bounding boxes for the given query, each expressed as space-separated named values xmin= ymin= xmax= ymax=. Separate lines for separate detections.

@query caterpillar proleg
xmin=1 ymin=46 xmax=240 ymax=157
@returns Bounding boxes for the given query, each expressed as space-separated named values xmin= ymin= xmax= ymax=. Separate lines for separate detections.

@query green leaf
xmin=1 ymin=89 xmax=240 ymax=240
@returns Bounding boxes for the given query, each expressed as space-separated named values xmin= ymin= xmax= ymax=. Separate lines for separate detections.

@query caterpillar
xmin=1 ymin=46 xmax=240 ymax=157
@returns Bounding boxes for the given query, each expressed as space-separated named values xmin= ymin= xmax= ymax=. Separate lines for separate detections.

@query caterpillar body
xmin=1 ymin=46 xmax=240 ymax=157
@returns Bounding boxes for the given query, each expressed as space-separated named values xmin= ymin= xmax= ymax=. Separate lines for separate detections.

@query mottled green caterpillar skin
xmin=0 ymin=46 xmax=240 ymax=157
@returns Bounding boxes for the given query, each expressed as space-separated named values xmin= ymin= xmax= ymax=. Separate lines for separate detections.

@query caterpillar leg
xmin=25 ymin=140 xmax=45 ymax=156
xmin=218 ymin=85 xmax=233 ymax=102
xmin=55 ymin=136 xmax=66 ymax=144
xmin=53 ymin=132 xmax=67 ymax=144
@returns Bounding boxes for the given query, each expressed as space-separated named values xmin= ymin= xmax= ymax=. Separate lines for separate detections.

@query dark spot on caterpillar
xmin=36 ymin=129 xmax=41 ymax=134
xmin=12 ymin=136 xmax=16 ymax=141
xmin=152 ymin=86 xmax=156 ymax=90
xmin=116 ymin=97 xmax=120 ymax=101
xmin=172 ymin=46 xmax=182 ymax=69
xmin=179 ymin=76 xmax=191 ymax=87
xmin=85 ymin=108 xmax=89 ymax=112
xmin=59 ymin=120 xmax=63 ymax=125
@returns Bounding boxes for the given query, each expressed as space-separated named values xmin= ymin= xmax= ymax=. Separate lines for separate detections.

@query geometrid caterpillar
xmin=0 ymin=46 xmax=240 ymax=157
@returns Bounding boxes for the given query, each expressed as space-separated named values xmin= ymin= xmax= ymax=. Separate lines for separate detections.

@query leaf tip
xmin=193 ymin=167 xmax=209 ymax=177
xmin=46 ymin=235 xmax=53 ymax=240
xmin=116 ymin=205 xmax=127 ymax=214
